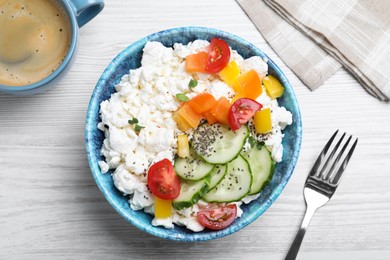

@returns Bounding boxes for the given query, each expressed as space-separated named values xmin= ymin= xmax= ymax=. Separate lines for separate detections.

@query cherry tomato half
xmin=228 ymin=98 xmax=262 ymax=131
xmin=197 ymin=204 xmax=237 ymax=230
xmin=205 ymin=38 xmax=231 ymax=74
xmin=147 ymin=159 xmax=180 ymax=200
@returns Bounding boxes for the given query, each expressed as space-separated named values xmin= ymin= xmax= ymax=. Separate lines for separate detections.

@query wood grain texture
xmin=0 ymin=0 xmax=389 ymax=259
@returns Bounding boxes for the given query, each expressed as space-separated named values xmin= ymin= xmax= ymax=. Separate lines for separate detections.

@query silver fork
xmin=285 ymin=130 xmax=358 ymax=260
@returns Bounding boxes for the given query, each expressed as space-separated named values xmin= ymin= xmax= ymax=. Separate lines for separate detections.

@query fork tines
xmin=308 ymin=130 xmax=358 ymax=186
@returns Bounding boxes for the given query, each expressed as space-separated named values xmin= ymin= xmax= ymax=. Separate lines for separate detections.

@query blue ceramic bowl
xmin=85 ymin=27 xmax=302 ymax=242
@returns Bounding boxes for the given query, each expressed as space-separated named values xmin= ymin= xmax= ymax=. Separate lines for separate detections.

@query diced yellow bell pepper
xmin=219 ymin=61 xmax=240 ymax=86
xmin=263 ymin=75 xmax=284 ymax=99
xmin=154 ymin=196 xmax=172 ymax=218
xmin=177 ymin=134 xmax=190 ymax=158
xmin=254 ymin=108 xmax=272 ymax=134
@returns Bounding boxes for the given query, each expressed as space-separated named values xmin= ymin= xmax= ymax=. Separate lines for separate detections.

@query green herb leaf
xmin=135 ymin=124 xmax=145 ymax=132
xmin=248 ymin=136 xmax=256 ymax=148
xmin=188 ymin=79 xmax=198 ymax=89
xmin=128 ymin=117 xmax=139 ymax=125
xmin=176 ymin=93 xmax=190 ymax=102
xmin=256 ymin=141 xmax=265 ymax=150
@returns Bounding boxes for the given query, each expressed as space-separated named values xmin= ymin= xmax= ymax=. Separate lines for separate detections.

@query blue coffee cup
xmin=0 ymin=0 xmax=104 ymax=95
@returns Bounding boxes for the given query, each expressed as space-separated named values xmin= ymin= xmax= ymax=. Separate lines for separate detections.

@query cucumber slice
xmin=242 ymin=144 xmax=275 ymax=195
xmin=172 ymin=176 xmax=210 ymax=210
xmin=192 ymin=123 xmax=249 ymax=164
xmin=208 ymin=164 xmax=227 ymax=191
xmin=174 ymin=153 xmax=214 ymax=181
xmin=203 ymin=155 xmax=252 ymax=203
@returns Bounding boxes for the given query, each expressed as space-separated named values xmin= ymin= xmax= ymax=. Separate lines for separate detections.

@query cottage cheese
xmin=98 ymin=40 xmax=292 ymax=232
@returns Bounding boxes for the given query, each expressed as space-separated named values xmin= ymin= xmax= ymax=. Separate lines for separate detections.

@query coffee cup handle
xmin=68 ymin=0 xmax=104 ymax=28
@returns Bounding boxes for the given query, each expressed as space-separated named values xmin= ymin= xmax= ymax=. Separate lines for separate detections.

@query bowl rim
xmin=85 ymin=26 xmax=302 ymax=242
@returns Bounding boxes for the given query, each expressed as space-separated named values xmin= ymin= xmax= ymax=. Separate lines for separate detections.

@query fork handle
xmin=285 ymin=206 xmax=318 ymax=260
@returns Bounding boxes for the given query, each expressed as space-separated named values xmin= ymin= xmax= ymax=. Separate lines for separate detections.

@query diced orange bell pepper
xmin=177 ymin=103 xmax=203 ymax=128
xmin=210 ymin=97 xmax=231 ymax=125
xmin=219 ymin=60 xmax=240 ymax=86
xmin=174 ymin=103 xmax=203 ymax=130
xmin=154 ymin=196 xmax=172 ymax=218
xmin=187 ymin=93 xmax=217 ymax=114
xmin=203 ymin=110 xmax=218 ymax=125
xmin=254 ymin=108 xmax=272 ymax=134
xmin=233 ymin=70 xmax=262 ymax=100
xmin=263 ymin=75 xmax=284 ymax=99
xmin=185 ymin=52 xmax=208 ymax=73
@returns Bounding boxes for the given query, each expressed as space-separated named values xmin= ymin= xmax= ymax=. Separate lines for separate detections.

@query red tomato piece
xmin=205 ymin=38 xmax=231 ymax=74
xmin=147 ymin=159 xmax=180 ymax=200
xmin=228 ymin=98 xmax=262 ymax=131
xmin=196 ymin=204 xmax=237 ymax=230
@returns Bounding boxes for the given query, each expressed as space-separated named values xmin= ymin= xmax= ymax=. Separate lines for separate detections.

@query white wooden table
xmin=1 ymin=1 xmax=389 ymax=259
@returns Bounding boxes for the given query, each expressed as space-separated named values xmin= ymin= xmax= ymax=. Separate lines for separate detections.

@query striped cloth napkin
xmin=237 ymin=0 xmax=390 ymax=102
